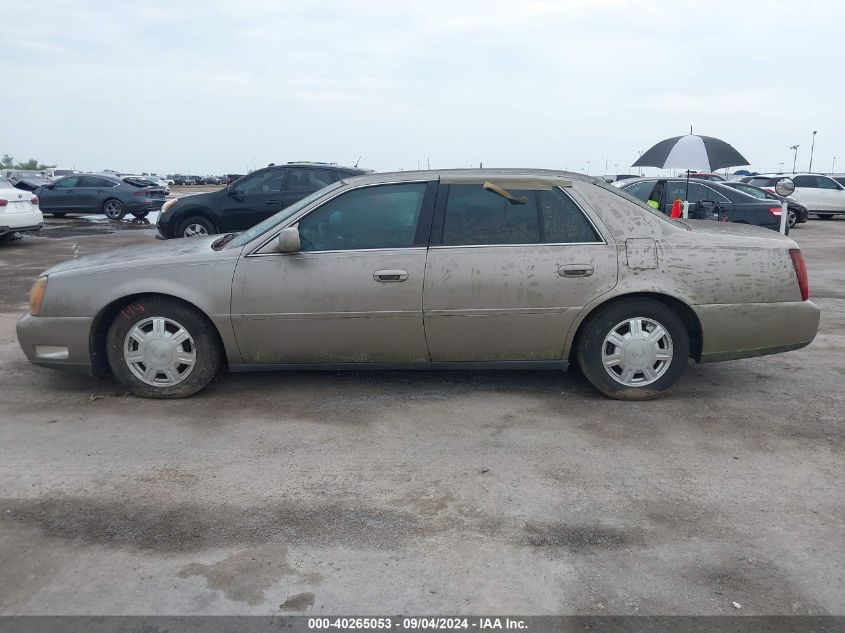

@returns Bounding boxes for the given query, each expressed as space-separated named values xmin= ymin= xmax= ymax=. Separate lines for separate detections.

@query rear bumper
xmin=1 ymin=209 xmax=44 ymax=234
xmin=693 ymin=300 xmax=820 ymax=363
xmin=16 ymin=313 xmax=95 ymax=374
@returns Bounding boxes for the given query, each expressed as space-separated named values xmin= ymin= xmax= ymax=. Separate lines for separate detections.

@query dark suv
xmin=157 ymin=163 xmax=369 ymax=238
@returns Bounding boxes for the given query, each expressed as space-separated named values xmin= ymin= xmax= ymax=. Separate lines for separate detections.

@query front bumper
xmin=693 ymin=300 xmax=820 ymax=363
xmin=16 ymin=313 xmax=95 ymax=374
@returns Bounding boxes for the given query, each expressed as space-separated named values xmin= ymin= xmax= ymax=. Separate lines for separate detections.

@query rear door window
xmin=539 ymin=188 xmax=600 ymax=243
xmin=621 ymin=180 xmax=657 ymax=202
xmin=52 ymin=177 xmax=80 ymax=188
xmin=793 ymin=175 xmax=819 ymax=188
xmin=288 ymin=168 xmax=338 ymax=193
xmin=441 ymin=184 xmax=540 ymax=246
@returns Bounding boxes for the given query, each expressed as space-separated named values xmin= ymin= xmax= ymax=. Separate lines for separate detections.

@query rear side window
xmin=288 ymin=168 xmax=338 ymax=193
xmin=442 ymin=185 xmax=540 ymax=245
xmin=441 ymin=184 xmax=598 ymax=246
xmin=793 ymin=175 xmax=818 ymax=188
xmin=817 ymin=176 xmax=840 ymax=190
xmin=539 ymin=188 xmax=599 ymax=243
xmin=621 ymin=180 xmax=657 ymax=202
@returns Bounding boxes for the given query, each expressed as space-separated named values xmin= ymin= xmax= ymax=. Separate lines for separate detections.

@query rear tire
xmin=103 ymin=198 xmax=126 ymax=220
xmin=787 ymin=209 xmax=797 ymax=228
xmin=131 ymin=210 xmax=149 ymax=219
xmin=576 ymin=298 xmax=689 ymax=400
xmin=817 ymin=214 xmax=834 ymax=220
xmin=106 ymin=296 xmax=222 ymax=399
xmin=51 ymin=212 xmax=67 ymax=218
xmin=178 ymin=216 xmax=216 ymax=238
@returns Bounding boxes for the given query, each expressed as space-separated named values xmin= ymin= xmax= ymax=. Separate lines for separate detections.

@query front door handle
xmin=265 ymin=200 xmax=279 ymax=204
xmin=373 ymin=269 xmax=409 ymax=282
xmin=558 ymin=264 xmax=594 ymax=278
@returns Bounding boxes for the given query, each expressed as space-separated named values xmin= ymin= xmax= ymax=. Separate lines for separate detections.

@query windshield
xmin=226 ymin=181 xmax=344 ymax=249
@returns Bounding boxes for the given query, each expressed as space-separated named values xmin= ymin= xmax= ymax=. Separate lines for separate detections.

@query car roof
xmin=283 ymin=162 xmax=365 ymax=172
xmin=342 ymin=168 xmax=588 ymax=187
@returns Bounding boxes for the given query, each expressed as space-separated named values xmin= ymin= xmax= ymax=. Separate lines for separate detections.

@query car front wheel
xmin=576 ymin=298 xmax=689 ymax=400
xmin=787 ymin=209 xmax=797 ymax=228
xmin=178 ymin=216 xmax=216 ymax=238
xmin=106 ymin=297 xmax=222 ymax=398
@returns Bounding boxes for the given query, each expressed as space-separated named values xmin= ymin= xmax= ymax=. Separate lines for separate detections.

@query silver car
xmin=17 ymin=169 xmax=819 ymax=400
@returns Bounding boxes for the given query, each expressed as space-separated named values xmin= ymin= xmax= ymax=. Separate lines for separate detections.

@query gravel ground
xmin=0 ymin=216 xmax=843 ymax=615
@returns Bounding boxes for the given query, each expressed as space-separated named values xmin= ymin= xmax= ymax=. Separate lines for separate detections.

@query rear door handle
xmin=265 ymin=200 xmax=279 ymax=204
xmin=558 ymin=264 xmax=594 ymax=278
xmin=374 ymin=269 xmax=409 ymax=282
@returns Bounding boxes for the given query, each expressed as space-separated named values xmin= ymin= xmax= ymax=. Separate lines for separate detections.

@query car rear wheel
xmin=576 ymin=298 xmax=689 ymax=400
xmin=106 ymin=296 xmax=223 ymax=398
xmin=131 ymin=210 xmax=149 ymax=219
xmin=178 ymin=216 xmax=216 ymax=238
xmin=51 ymin=212 xmax=66 ymax=218
xmin=787 ymin=209 xmax=797 ymax=228
xmin=103 ymin=199 xmax=126 ymax=220
xmin=817 ymin=214 xmax=834 ymax=220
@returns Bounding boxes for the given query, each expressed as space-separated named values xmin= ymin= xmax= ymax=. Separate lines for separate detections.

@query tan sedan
xmin=17 ymin=169 xmax=819 ymax=400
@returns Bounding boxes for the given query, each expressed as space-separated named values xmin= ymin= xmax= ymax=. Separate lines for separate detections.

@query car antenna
xmin=354 ymin=156 xmax=362 ymax=168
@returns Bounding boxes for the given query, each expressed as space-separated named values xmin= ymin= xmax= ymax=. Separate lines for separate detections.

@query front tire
xmin=132 ymin=210 xmax=149 ymax=219
xmin=576 ymin=298 xmax=689 ymax=400
xmin=178 ymin=216 xmax=216 ymax=238
xmin=106 ymin=297 xmax=222 ymax=398
xmin=103 ymin=199 xmax=126 ymax=220
xmin=787 ymin=209 xmax=797 ymax=228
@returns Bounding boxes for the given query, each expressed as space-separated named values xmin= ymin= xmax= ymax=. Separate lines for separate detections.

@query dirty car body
xmin=17 ymin=169 xmax=820 ymax=400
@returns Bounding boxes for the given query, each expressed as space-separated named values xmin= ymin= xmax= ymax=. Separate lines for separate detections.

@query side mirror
xmin=277 ymin=226 xmax=301 ymax=253
xmin=775 ymin=177 xmax=795 ymax=197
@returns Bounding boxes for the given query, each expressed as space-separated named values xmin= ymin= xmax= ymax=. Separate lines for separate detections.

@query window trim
xmin=247 ymin=179 xmax=437 ymax=257
xmin=430 ymin=184 xmax=606 ymax=248
xmin=234 ymin=166 xmax=288 ymax=196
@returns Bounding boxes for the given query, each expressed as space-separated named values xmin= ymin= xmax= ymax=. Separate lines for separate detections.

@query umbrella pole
xmin=685 ymin=170 xmax=689 ymax=204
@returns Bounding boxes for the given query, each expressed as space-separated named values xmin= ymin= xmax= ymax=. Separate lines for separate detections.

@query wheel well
xmin=177 ymin=209 xmax=218 ymax=232
xmin=89 ymin=293 xmax=227 ymax=377
xmin=570 ymin=292 xmax=703 ymax=363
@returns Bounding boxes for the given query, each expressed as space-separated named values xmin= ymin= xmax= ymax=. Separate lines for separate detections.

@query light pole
xmin=809 ymin=130 xmax=817 ymax=172
xmin=586 ymin=161 xmax=591 ymax=175
xmin=778 ymin=162 xmax=784 ymax=173
xmin=637 ymin=150 xmax=643 ymax=176
xmin=790 ymin=145 xmax=799 ymax=173
xmin=833 ymin=156 xmax=837 ymax=174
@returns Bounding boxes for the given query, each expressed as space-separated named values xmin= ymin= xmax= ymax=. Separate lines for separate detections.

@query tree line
xmin=1 ymin=155 xmax=51 ymax=170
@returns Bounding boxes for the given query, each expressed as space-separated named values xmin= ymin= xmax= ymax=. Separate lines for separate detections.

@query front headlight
xmin=30 ymin=276 xmax=48 ymax=316
xmin=160 ymin=198 xmax=178 ymax=214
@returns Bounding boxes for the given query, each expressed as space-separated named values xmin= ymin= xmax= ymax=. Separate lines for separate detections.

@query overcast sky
xmin=2 ymin=0 xmax=842 ymax=176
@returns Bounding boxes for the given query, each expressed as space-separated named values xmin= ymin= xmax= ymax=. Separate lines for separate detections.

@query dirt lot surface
xmin=0 ymin=216 xmax=843 ymax=615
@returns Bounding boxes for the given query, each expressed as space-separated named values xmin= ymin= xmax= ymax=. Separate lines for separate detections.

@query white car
xmin=44 ymin=167 xmax=82 ymax=181
xmin=747 ymin=173 xmax=845 ymax=219
xmin=0 ymin=177 xmax=43 ymax=243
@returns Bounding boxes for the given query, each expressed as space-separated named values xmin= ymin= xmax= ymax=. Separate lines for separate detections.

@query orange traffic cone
xmin=671 ymin=199 xmax=682 ymax=218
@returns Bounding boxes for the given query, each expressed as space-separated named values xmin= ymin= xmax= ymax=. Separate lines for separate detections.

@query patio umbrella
xmin=632 ymin=131 xmax=750 ymax=200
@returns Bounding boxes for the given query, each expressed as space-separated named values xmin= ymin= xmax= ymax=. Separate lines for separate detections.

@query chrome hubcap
xmin=601 ymin=317 xmax=673 ymax=387
xmin=184 ymin=223 xmax=208 ymax=237
xmin=124 ymin=316 xmax=196 ymax=386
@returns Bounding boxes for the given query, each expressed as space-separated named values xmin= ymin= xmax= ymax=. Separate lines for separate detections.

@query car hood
xmin=44 ymin=236 xmax=225 ymax=276
xmin=172 ymin=189 xmax=219 ymax=208
xmin=681 ymin=219 xmax=793 ymax=242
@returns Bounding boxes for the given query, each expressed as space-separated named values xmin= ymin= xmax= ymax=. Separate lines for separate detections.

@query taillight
xmin=30 ymin=196 xmax=38 ymax=205
xmin=769 ymin=207 xmax=782 ymax=216
xmin=0 ymin=199 xmax=7 ymax=207
xmin=789 ymin=248 xmax=809 ymax=301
